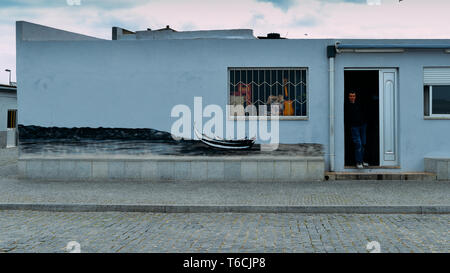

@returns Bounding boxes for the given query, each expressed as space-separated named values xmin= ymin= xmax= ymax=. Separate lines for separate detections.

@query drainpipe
xmin=327 ymin=45 xmax=336 ymax=172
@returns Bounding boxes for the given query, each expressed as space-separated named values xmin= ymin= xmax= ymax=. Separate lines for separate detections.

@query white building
xmin=16 ymin=21 xmax=450 ymax=180
xmin=0 ymin=84 xmax=17 ymax=148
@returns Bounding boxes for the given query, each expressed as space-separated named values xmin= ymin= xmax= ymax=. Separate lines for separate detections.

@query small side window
xmin=424 ymin=85 xmax=450 ymax=117
xmin=424 ymin=67 xmax=450 ymax=118
xmin=431 ymin=86 xmax=450 ymax=115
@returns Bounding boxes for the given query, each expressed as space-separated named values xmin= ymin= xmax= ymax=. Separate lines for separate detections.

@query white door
xmin=379 ymin=69 xmax=398 ymax=166
xmin=6 ymin=129 xmax=16 ymax=148
xmin=6 ymin=109 xmax=17 ymax=148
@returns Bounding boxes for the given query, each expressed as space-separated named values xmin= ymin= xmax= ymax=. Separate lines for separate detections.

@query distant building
xmin=0 ymin=84 xmax=17 ymax=148
xmin=112 ymin=25 xmax=255 ymax=40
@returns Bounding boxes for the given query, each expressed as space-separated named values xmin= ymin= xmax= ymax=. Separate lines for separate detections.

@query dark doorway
xmin=344 ymin=70 xmax=380 ymax=167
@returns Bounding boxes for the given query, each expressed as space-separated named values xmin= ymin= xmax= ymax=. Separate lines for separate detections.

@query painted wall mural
xmin=18 ymin=125 xmax=323 ymax=157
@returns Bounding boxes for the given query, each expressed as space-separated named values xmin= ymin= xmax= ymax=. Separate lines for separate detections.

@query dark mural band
xmin=18 ymin=125 xmax=175 ymax=141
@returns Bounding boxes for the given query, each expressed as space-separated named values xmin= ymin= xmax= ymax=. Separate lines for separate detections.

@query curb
xmin=0 ymin=203 xmax=449 ymax=214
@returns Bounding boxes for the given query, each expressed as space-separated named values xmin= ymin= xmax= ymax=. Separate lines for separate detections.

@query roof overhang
xmin=335 ymin=43 xmax=450 ymax=54
xmin=0 ymin=84 xmax=17 ymax=92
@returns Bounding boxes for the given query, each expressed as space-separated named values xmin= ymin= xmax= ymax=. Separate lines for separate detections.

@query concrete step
xmin=325 ymin=172 xmax=437 ymax=181
xmin=425 ymin=157 xmax=450 ymax=181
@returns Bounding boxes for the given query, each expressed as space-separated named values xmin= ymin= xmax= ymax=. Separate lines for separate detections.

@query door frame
xmin=343 ymin=67 xmax=399 ymax=168
xmin=378 ymin=69 xmax=399 ymax=166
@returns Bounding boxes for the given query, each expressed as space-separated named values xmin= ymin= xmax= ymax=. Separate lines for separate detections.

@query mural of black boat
xmin=194 ymin=127 xmax=255 ymax=150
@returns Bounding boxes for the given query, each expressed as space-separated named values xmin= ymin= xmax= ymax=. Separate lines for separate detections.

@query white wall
xmin=16 ymin=21 xmax=102 ymax=42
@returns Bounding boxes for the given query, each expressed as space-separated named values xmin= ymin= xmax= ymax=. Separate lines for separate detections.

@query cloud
xmin=256 ymin=0 xmax=366 ymax=11
xmin=292 ymin=15 xmax=318 ymax=27
xmin=0 ymin=0 xmax=149 ymax=9
xmin=319 ymin=0 xmax=366 ymax=3
xmin=256 ymin=0 xmax=296 ymax=11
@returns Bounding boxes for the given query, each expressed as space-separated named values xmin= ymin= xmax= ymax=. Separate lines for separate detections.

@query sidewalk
xmin=0 ymin=170 xmax=449 ymax=213
xmin=1 ymin=147 xmax=449 ymax=213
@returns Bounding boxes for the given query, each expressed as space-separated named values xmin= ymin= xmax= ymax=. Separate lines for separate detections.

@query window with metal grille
xmin=228 ymin=68 xmax=307 ymax=117
xmin=7 ymin=109 xmax=17 ymax=129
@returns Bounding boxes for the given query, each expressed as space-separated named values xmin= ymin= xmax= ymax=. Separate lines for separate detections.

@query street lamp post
xmin=5 ymin=69 xmax=11 ymax=85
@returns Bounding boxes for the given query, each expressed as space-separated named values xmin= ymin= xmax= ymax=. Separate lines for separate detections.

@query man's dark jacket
xmin=345 ymin=101 xmax=366 ymax=127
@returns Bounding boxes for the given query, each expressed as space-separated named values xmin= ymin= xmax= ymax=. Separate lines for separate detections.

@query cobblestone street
xmin=0 ymin=211 xmax=448 ymax=253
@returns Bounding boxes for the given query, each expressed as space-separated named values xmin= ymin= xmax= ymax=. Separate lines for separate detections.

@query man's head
xmin=348 ymin=92 xmax=356 ymax=103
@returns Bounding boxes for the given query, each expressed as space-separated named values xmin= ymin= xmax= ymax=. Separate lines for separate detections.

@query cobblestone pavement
xmin=0 ymin=148 xmax=449 ymax=207
xmin=0 ymin=177 xmax=449 ymax=206
xmin=0 ymin=211 xmax=448 ymax=253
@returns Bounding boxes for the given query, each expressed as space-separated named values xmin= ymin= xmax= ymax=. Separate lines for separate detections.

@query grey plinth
xmin=425 ymin=157 xmax=450 ymax=181
xmin=18 ymin=155 xmax=325 ymax=182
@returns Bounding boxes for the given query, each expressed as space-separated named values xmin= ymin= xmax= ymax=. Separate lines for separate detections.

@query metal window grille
xmin=229 ymin=68 xmax=307 ymax=117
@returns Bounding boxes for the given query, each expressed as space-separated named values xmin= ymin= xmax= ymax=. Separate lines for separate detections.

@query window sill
xmin=424 ymin=116 xmax=450 ymax=120
xmin=227 ymin=116 xmax=309 ymax=121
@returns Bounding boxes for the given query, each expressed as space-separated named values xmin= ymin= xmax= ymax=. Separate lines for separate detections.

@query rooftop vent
xmin=257 ymin=33 xmax=286 ymax=39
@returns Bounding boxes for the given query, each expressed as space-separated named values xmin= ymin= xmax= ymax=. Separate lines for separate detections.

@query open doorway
xmin=344 ymin=70 xmax=380 ymax=167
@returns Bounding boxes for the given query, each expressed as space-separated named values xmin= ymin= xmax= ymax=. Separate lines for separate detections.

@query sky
xmin=1 ymin=0 xmax=450 ymax=84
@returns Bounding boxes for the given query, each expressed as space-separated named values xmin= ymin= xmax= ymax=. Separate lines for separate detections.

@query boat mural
xmin=194 ymin=126 xmax=255 ymax=150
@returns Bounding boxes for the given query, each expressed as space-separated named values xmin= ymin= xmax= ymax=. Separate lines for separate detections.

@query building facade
xmin=0 ymin=84 xmax=17 ymax=148
xmin=16 ymin=21 xmax=450 ymax=174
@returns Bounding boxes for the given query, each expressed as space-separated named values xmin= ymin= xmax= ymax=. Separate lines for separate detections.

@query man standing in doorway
xmin=346 ymin=91 xmax=369 ymax=169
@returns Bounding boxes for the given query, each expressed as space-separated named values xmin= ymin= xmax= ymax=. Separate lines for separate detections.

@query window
xmin=424 ymin=67 xmax=450 ymax=117
xmin=424 ymin=85 xmax=450 ymax=116
xmin=7 ymin=109 xmax=17 ymax=129
xmin=228 ymin=68 xmax=307 ymax=118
